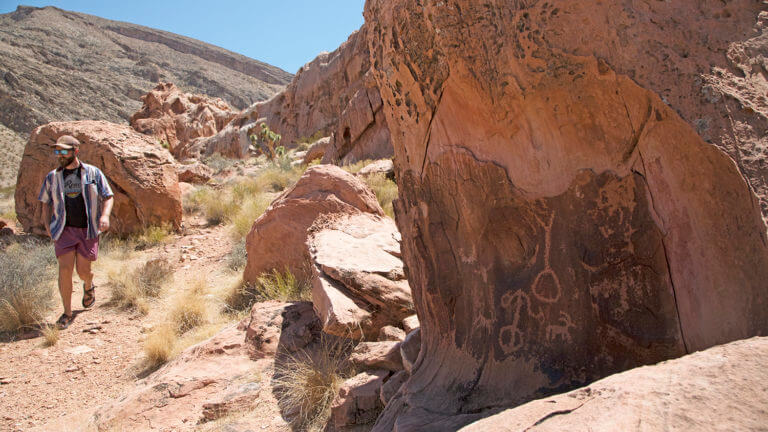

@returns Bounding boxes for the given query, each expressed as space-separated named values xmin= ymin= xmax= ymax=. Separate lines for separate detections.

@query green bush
xmin=0 ymin=240 xmax=56 ymax=332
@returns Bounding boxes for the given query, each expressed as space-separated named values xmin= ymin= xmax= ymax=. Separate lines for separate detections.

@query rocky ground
xmin=0 ymin=215 xmax=238 ymax=431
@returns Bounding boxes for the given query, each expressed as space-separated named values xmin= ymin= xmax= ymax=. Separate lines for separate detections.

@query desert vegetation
xmin=0 ymin=239 xmax=56 ymax=333
xmin=273 ymin=336 xmax=355 ymax=431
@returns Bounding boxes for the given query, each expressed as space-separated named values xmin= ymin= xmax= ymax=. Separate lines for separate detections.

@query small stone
xmin=64 ymin=365 xmax=79 ymax=373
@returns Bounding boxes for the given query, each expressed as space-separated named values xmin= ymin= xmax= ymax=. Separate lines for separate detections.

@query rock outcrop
xmin=129 ymin=83 xmax=236 ymax=158
xmin=461 ymin=337 xmax=768 ymax=432
xmin=243 ymin=165 xmax=383 ymax=284
xmin=195 ymin=27 xmax=393 ymax=162
xmin=175 ymin=161 xmax=212 ymax=184
xmin=365 ymin=1 xmax=768 ymax=430
xmin=15 ymin=121 xmax=182 ymax=236
xmin=308 ymin=212 xmax=413 ymax=339
xmin=92 ymin=302 xmax=318 ymax=431
xmin=303 ymin=136 xmax=331 ymax=164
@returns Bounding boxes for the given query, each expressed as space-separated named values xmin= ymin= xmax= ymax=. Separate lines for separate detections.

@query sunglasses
xmin=54 ymin=149 xmax=74 ymax=155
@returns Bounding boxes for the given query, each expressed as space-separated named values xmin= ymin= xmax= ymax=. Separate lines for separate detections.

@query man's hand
xmin=45 ymin=226 xmax=52 ymax=240
xmin=99 ymin=215 xmax=110 ymax=232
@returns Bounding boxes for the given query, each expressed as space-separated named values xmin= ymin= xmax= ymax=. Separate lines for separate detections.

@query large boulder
xmin=129 ymin=82 xmax=236 ymax=158
xmin=366 ymin=1 xmax=768 ymax=430
xmin=243 ymin=165 xmax=383 ymax=284
xmin=461 ymin=337 xmax=768 ymax=432
xmin=308 ymin=212 xmax=413 ymax=339
xmin=15 ymin=121 xmax=182 ymax=236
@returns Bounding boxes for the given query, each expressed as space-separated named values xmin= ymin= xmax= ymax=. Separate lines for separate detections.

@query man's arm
xmin=99 ymin=196 xmax=113 ymax=232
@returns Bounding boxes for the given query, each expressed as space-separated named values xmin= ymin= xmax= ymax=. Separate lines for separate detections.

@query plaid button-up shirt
xmin=38 ymin=162 xmax=114 ymax=241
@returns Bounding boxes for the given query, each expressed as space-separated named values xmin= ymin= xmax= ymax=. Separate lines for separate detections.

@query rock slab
xmin=308 ymin=212 xmax=413 ymax=339
xmin=243 ymin=165 xmax=383 ymax=284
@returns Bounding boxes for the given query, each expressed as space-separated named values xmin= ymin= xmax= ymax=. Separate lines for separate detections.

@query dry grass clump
xmin=40 ymin=324 xmax=60 ymax=347
xmin=133 ymin=223 xmax=174 ymax=249
xmin=142 ymin=279 xmax=235 ymax=367
xmin=363 ymin=172 xmax=398 ymax=219
xmin=0 ymin=185 xmax=16 ymax=221
xmin=0 ymin=241 xmax=56 ymax=332
xmin=231 ymin=193 xmax=272 ymax=240
xmin=143 ymin=322 xmax=175 ymax=366
xmin=273 ymin=336 xmax=354 ymax=431
xmin=169 ymin=281 xmax=209 ymax=335
xmin=108 ymin=258 xmax=173 ymax=312
xmin=226 ymin=239 xmax=247 ymax=271
xmin=202 ymin=153 xmax=240 ymax=174
xmin=224 ymin=269 xmax=311 ymax=312
xmin=254 ymin=164 xmax=304 ymax=192
xmin=341 ymin=159 xmax=374 ymax=174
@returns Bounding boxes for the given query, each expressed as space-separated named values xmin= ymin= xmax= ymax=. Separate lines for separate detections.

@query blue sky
xmin=0 ymin=0 xmax=365 ymax=74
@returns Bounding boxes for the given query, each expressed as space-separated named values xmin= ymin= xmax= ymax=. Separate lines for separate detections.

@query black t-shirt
xmin=62 ymin=167 xmax=87 ymax=228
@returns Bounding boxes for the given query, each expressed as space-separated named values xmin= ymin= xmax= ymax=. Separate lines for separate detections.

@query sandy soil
xmin=0 ymin=215 xmax=237 ymax=432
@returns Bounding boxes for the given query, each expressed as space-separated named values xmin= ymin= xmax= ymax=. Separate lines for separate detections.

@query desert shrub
xmin=144 ymin=323 xmax=175 ymax=366
xmin=41 ymin=325 xmax=59 ymax=347
xmin=224 ymin=269 xmax=310 ymax=312
xmin=0 ymin=241 xmax=56 ymax=332
xmin=273 ymin=336 xmax=354 ymax=431
xmin=169 ymin=288 xmax=208 ymax=335
xmin=133 ymin=223 xmax=173 ymax=248
xmin=183 ymin=186 xmax=213 ymax=214
xmin=98 ymin=234 xmax=135 ymax=260
xmin=109 ymin=258 xmax=173 ymax=310
xmin=227 ymin=239 xmax=247 ymax=271
xmin=231 ymin=194 xmax=271 ymax=240
xmin=363 ymin=172 xmax=398 ymax=219
xmin=202 ymin=153 xmax=239 ymax=174
xmin=0 ymin=185 xmax=16 ymax=222
xmin=254 ymin=164 xmax=304 ymax=192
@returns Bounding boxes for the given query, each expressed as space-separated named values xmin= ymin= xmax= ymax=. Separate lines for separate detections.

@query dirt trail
xmin=0 ymin=216 xmax=235 ymax=432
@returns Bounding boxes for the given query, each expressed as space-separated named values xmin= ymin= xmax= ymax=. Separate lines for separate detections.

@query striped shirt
xmin=38 ymin=162 xmax=114 ymax=241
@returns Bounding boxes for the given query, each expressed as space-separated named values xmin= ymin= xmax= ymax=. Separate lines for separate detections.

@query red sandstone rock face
xmin=196 ymin=28 xmax=393 ymax=163
xmin=460 ymin=337 xmax=768 ymax=432
xmin=243 ymin=165 xmax=383 ymax=284
xmin=15 ymin=120 xmax=182 ymax=236
xmin=129 ymin=82 xmax=236 ymax=159
xmin=364 ymin=1 xmax=768 ymax=430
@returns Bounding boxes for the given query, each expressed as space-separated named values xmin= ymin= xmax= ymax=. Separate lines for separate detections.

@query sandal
xmin=56 ymin=313 xmax=73 ymax=330
xmin=82 ymin=282 xmax=96 ymax=309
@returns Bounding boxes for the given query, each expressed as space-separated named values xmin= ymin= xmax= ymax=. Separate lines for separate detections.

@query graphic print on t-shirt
xmin=63 ymin=170 xmax=82 ymax=199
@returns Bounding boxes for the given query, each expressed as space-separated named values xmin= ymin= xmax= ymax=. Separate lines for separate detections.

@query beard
xmin=58 ymin=155 xmax=75 ymax=168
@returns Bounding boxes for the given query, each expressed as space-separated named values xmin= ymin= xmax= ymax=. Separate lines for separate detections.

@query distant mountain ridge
xmin=0 ymin=5 xmax=293 ymax=186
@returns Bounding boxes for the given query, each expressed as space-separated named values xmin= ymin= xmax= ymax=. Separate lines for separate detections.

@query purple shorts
xmin=54 ymin=227 xmax=99 ymax=261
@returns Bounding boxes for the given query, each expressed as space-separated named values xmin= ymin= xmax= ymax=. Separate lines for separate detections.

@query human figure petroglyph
xmin=530 ymin=211 xmax=562 ymax=304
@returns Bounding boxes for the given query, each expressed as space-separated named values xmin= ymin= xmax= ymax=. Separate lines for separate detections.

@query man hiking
xmin=38 ymin=135 xmax=114 ymax=329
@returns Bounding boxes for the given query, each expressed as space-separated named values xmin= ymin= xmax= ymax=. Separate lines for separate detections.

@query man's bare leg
xmin=57 ymin=250 xmax=76 ymax=317
xmin=75 ymin=253 xmax=94 ymax=292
